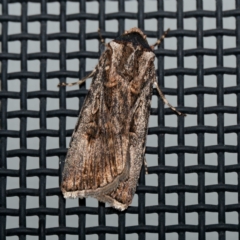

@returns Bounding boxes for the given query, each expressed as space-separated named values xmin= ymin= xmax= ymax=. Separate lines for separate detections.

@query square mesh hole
xmin=7 ymin=138 xmax=20 ymax=151
xmin=8 ymin=41 xmax=20 ymax=54
xmin=105 ymin=19 xmax=119 ymax=32
xmin=165 ymin=0 xmax=177 ymax=12
xmin=6 ymin=177 xmax=19 ymax=190
xmin=146 ymin=174 xmax=158 ymax=187
xmin=47 ymin=21 xmax=60 ymax=34
xmin=204 ymin=114 xmax=217 ymax=126
xmin=66 ymin=20 xmax=79 ymax=34
xmin=8 ymin=60 xmax=21 ymax=73
xmin=203 ymin=17 xmax=216 ymax=30
xmin=223 ymin=17 xmax=235 ymax=29
xmin=66 ymin=1 xmax=80 ymax=14
xmin=126 ymin=213 xmax=138 ymax=226
xmin=28 ymin=98 xmax=39 ymax=111
xmin=28 ymin=60 xmax=40 ymax=72
xmin=106 ymin=214 xmax=118 ymax=227
xmin=185 ymin=133 xmax=197 ymax=146
xmin=46 ymin=97 xmax=59 ymax=111
xmin=46 ymin=216 xmax=59 ymax=228
xmin=7 ymin=157 xmax=19 ymax=170
xmin=184 ymin=56 xmax=197 ymax=68
xmin=185 ymin=173 xmax=198 ymax=186
xmin=27 ymin=196 xmax=39 ymax=209
xmin=165 ymin=18 xmax=177 ymax=30
xmin=205 ymin=192 xmax=218 ymax=205
xmin=166 ymin=213 xmax=178 ymax=226
xmin=204 ymin=133 xmax=217 ymax=146
xmin=185 ymin=153 xmax=197 ymax=167
xmin=186 ymin=212 xmax=198 ymax=225
xmin=28 ymin=40 xmax=40 ymax=53
xmin=46 ymin=137 xmax=59 ymax=150
xmin=27 ymin=137 xmax=39 ymax=150
xmin=206 ymin=212 xmax=218 ymax=224
xmin=27 ymin=216 xmax=38 ymax=228
xmin=66 ymin=215 xmax=78 ymax=228
xmin=184 ymin=18 xmax=196 ymax=30
xmin=205 ymin=153 xmax=217 ymax=166
xmin=224 ymin=113 xmax=237 ymax=126
xmin=222 ymin=0 xmax=235 ymax=10
xmin=9 ymin=3 xmax=21 ymax=15
xmin=46 ymin=176 xmax=59 ymax=189
xmin=8 ymin=22 xmax=21 ymax=34
xmin=183 ymin=0 xmax=196 ymax=11
xmin=145 ymin=19 xmax=157 ymax=31
xmin=46 ymin=196 xmax=58 ymax=208
xmin=47 ymin=117 xmax=59 ymax=131
xmin=224 ymin=153 xmax=237 ymax=165
xmin=125 ymin=19 xmax=138 ymax=31
xmin=205 ymin=172 xmax=218 ymax=185
xmin=86 ymin=20 xmax=99 ymax=33
xmin=7 ymin=118 xmax=20 ymax=131
xmin=146 ymin=193 xmax=158 ymax=206
xmin=165 ymin=173 xmax=178 ymax=187
xmin=6 ymin=216 xmax=19 ymax=229
xmin=47 ymin=2 xmax=60 ymax=14
xmin=28 ymin=3 xmax=40 ymax=15
xmin=28 ymin=22 xmax=40 ymax=34
xmin=27 ymin=176 xmax=39 ymax=189
xmin=226 ymin=192 xmax=238 ymax=204
xmin=186 ymin=193 xmax=198 ymax=205
xmin=223 ymin=36 xmax=236 ymax=48
xmin=166 ymin=233 xmax=178 ymax=240
xmin=7 ymin=98 xmax=20 ymax=111
xmin=206 ymin=232 xmax=218 ymax=240
xmin=226 ymin=211 xmax=238 ymax=224
xmin=7 ymin=197 xmax=19 ymax=209
xmin=225 ymin=133 xmax=237 ymax=146
xmin=166 ymin=193 xmax=178 ymax=206
xmin=204 ymin=36 xmax=216 ymax=49
xmin=224 ymin=93 xmax=236 ymax=107
xmin=125 ymin=0 xmax=138 ymax=13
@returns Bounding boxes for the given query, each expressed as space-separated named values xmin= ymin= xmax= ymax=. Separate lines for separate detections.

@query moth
xmin=59 ymin=27 xmax=185 ymax=211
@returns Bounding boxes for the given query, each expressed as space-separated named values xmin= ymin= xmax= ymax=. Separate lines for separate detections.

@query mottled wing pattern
xmin=97 ymin=60 xmax=156 ymax=210
xmin=61 ymin=51 xmax=130 ymax=198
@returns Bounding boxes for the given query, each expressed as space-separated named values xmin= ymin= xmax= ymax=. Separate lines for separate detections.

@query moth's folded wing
xmin=61 ymin=79 xmax=129 ymax=198
xmin=96 ymin=72 xmax=154 ymax=211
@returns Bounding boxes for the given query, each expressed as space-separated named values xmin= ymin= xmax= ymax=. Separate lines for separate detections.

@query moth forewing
xmin=61 ymin=27 xmax=184 ymax=211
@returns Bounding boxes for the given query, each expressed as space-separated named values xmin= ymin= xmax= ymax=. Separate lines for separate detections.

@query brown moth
xmin=60 ymin=27 xmax=185 ymax=211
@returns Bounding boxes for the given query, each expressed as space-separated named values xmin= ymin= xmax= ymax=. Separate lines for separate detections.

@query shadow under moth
xmin=59 ymin=27 xmax=185 ymax=211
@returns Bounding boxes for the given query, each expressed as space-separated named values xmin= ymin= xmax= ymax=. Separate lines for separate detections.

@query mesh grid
xmin=0 ymin=0 xmax=240 ymax=239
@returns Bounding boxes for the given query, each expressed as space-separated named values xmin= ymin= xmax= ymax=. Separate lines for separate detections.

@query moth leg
xmin=57 ymin=69 xmax=96 ymax=87
xmin=98 ymin=28 xmax=105 ymax=44
xmin=154 ymin=81 xmax=186 ymax=116
xmin=151 ymin=28 xmax=170 ymax=49
xmin=144 ymin=156 xmax=148 ymax=174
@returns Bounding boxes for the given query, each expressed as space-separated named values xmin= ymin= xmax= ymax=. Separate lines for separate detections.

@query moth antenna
xmin=58 ymin=70 xmax=96 ymax=87
xmin=151 ymin=28 xmax=170 ymax=49
xmin=154 ymin=81 xmax=186 ymax=116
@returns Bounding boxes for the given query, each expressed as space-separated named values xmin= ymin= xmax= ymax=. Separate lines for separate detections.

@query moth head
xmin=114 ymin=27 xmax=152 ymax=51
